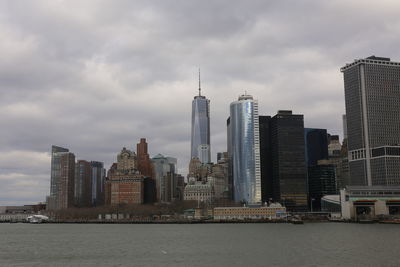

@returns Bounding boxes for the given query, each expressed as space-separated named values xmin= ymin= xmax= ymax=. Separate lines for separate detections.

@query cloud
xmin=1 ymin=0 xmax=400 ymax=204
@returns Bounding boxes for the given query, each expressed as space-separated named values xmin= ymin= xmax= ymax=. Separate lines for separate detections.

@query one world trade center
xmin=190 ymin=70 xmax=210 ymax=163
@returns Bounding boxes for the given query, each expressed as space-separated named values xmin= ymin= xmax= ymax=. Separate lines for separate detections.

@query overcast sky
xmin=1 ymin=0 xmax=400 ymax=205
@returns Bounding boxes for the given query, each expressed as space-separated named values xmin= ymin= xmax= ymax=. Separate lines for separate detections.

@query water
xmin=1 ymin=223 xmax=399 ymax=266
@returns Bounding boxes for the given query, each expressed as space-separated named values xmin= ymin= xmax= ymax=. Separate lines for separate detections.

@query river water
xmin=1 ymin=223 xmax=399 ymax=266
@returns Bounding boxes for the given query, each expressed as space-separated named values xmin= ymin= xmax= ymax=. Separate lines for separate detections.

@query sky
xmin=1 ymin=0 xmax=400 ymax=205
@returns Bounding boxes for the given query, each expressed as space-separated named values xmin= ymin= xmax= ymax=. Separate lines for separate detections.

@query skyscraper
xmin=48 ymin=145 xmax=75 ymax=210
xmin=269 ymin=110 xmax=308 ymax=211
xmin=190 ymin=71 xmax=210 ymax=163
xmin=259 ymin=115 xmax=273 ymax=203
xmin=341 ymin=56 xmax=400 ymax=186
xmin=228 ymin=94 xmax=261 ymax=204
xmin=91 ymin=161 xmax=105 ymax=206
xmin=56 ymin=152 xmax=75 ymax=210
xmin=74 ymin=160 xmax=92 ymax=207
xmin=50 ymin=145 xmax=69 ymax=197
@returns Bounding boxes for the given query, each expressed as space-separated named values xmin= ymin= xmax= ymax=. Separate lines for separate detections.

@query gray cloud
xmin=1 ymin=0 xmax=399 ymax=204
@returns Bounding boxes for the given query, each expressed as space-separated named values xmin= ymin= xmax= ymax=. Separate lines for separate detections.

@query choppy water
xmin=1 ymin=223 xmax=399 ymax=266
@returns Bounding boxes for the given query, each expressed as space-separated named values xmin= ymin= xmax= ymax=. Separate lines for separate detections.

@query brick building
xmin=107 ymin=147 xmax=145 ymax=205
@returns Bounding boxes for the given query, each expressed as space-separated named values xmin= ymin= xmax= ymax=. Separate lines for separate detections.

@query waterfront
xmin=1 ymin=223 xmax=400 ymax=266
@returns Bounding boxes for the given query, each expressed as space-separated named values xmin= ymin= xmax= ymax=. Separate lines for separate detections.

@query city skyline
xmin=1 ymin=1 xmax=400 ymax=205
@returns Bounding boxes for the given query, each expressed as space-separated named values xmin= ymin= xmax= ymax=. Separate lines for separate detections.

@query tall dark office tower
xmin=304 ymin=128 xmax=329 ymax=167
xmin=341 ymin=56 xmax=400 ymax=186
xmin=91 ymin=161 xmax=105 ymax=206
xmin=270 ymin=110 xmax=308 ymax=211
xmin=190 ymin=71 xmax=210 ymax=163
xmin=259 ymin=116 xmax=273 ymax=203
xmin=74 ymin=160 xmax=92 ymax=207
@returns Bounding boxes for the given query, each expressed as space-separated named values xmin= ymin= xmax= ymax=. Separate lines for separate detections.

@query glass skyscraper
xmin=190 ymin=79 xmax=210 ymax=163
xmin=228 ymin=94 xmax=261 ymax=204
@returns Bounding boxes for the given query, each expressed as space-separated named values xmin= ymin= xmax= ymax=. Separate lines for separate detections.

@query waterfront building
xmin=191 ymin=71 xmax=211 ymax=163
xmin=269 ymin=110 xmax=308 ymax=211
xmin=341 ymin=56 xmax=400 ymax=186
xmin=340 ymin=186 xmax=400 ymax=219
xmin=304 ymin=128 xmax=329 ymax=167
xmin=228 ymin=94 xmax=261 ymax=204
xmin=213 ymin=204 xmax=286 ymax=220
xmin=74 ymin=160 xmax=92 ymax=207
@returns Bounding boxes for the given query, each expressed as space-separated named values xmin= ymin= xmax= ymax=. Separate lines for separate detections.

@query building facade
xmin=137 ymin=138 xmax=153 ymax=177
xmin=108 ymin=148 xmax=145 ymax=205
xmin=184 ymin=178 xmax=214 ymax=203
xmin=228 ymin=94 xmax=261 ymax=204
xmin=91 ymin=161 xmax=105 ymax=206
xmin=56 ymin=152 xmax=75 ymax=210
xmin=48 ymin=146 xmax=76 ymax=210
xmin=308 ymin=163 xmax=337 ymax=211
xmin=213 ymin=204 xmax=286 ymax=220
xmin=152 ymin=154 xmax=178 ymax=202
xmin=341 ymin=56 xmax=400 ymax=186
xmin=304 ymin=128 xmax=329 ymax=167
xmin=340 ymin=186 xmax=400 ymax=219
xmin=50 ymin=145 xmax=69 ymax=198
xmin=259 ymin=116 xmax=273 ymax=203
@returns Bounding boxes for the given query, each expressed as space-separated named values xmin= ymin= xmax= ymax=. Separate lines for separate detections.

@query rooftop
xmin=341 ymin=55 xmax=400 ymax=72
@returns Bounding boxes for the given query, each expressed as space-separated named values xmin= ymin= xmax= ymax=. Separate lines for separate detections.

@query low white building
xmin=214 ymin=204 xmax=287 ymax=220
xmin=340 ymin=186 xmax=400 ymax=220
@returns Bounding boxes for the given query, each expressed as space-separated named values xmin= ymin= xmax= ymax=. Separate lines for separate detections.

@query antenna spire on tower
xmin=198 ymin=68 xmax=201 ymax=96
